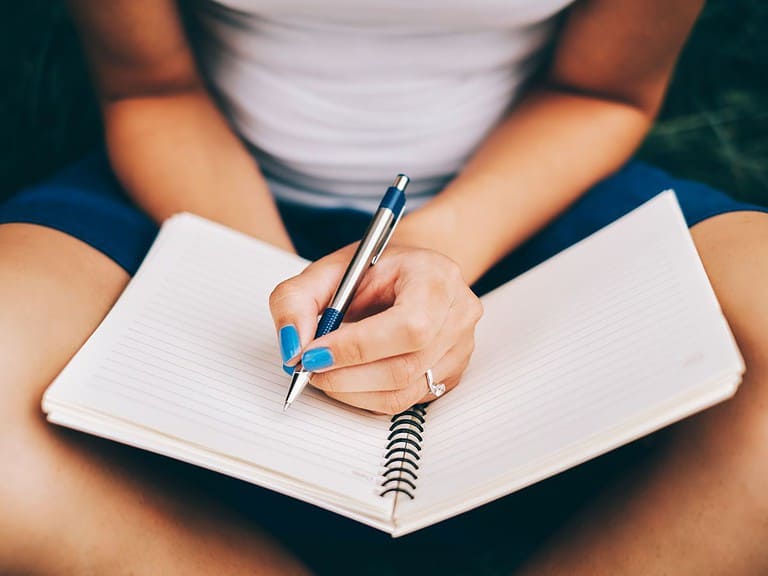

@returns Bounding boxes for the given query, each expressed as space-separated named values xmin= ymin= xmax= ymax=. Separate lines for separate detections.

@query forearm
xmin=104 ymin=89 xmax=294 ymax=251
xmin=395 ymin=86 xmax=653 ymax=284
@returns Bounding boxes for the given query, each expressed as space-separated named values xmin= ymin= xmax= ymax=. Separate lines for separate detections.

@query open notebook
xmin=43 ymin=192 xmax=743 ymax=536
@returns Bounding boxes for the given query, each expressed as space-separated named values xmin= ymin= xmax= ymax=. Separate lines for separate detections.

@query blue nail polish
xmin=283 ymin=363 xmax=295 ymax=376
xmin=279 ymin=325 xmax=301 ymax=363
xmin=302 ymin=347 xmax=334 ymax=371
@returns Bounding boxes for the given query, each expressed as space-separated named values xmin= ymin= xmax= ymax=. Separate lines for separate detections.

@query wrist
xmin=394 ymin=203 xmax=453 ymax=252
xmin=394 ymin=201 xmax=485 ymax=283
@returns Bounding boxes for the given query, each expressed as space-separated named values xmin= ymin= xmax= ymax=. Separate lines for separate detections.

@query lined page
xmin=396 ymin=192 xmax=743 ymax=530
xmin=44 ymin=214 xmax=390 ymax=511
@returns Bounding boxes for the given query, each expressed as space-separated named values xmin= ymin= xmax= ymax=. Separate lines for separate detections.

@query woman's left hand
xmin=269 ymin=243 xmax=483 ymax=415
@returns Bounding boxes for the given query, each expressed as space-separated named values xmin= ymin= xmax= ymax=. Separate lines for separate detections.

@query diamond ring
xmin=425 ymin=368 xmax=446 ymax=398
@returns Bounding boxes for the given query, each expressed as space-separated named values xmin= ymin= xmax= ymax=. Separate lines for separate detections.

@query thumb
xmin=268 ymin=253 xmax=348 ymax=365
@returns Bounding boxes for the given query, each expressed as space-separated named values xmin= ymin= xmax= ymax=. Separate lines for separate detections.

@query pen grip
xmin=315 ymin=308 xmax=343 ymax=338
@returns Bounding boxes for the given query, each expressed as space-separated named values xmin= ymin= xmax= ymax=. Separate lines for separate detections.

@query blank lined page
xmin=396 ymin=192 xmax=743 ymax=530
xmin=44 ymin=214 xmax=390 ymax=510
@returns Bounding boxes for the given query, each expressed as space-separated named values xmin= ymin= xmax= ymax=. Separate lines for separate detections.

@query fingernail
xmin=279 ymin=324 xmax=301 ymax=363
xmin=283 ymin=363 xmax=295 ymax=376
xmin=302 ymin=347 xmax=334 ymax=371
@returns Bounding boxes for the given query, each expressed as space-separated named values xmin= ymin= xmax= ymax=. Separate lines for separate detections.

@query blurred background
xmin=1 ymin=1 xmax=767 ymax=205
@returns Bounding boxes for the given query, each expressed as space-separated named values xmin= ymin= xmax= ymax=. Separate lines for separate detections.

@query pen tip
xmin=283 ymin=401 xmax=290 ymax=412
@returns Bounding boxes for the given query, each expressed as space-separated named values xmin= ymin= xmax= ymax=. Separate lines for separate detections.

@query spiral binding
xmin=380 ymin=404 xmax=427 ymax=500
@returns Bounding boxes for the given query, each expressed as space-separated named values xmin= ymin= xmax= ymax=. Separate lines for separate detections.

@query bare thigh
xmin=0 ymin=223 xmax=308 ymax=575
xmin=516 ymin=210 xmax=768 ymax=575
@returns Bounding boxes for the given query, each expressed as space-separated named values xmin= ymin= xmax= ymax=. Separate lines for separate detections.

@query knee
xmin=694 ymin=226 xmax=768 ymax=474
xmin=732 ymin=356 xmax=768 ymax=446
xmin=0 ymin=341 xmax=88 ymax=572
xmin=723 ymin=315 xmax=768 ymax=453
xmin=695 ymin=348 xmax=768 ymax=509
xmin=0 ymin=400 xmax=59 ymax=573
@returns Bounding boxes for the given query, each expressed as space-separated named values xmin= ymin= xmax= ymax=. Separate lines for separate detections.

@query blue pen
xmin=283 ymin=174 xmax=409 ymax=411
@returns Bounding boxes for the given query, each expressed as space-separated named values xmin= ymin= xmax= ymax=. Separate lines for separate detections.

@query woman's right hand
xmin=269 ymin=242 xmax=484 ymax=415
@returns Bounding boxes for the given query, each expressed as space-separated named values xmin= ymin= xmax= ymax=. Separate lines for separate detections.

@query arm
xmin=270 ymin=0 xmax=705 ymax=415
xmin=395 ymin=0 xmax=705 ymax=283
xmin=68 ymin=0 xmax=294 ymax=251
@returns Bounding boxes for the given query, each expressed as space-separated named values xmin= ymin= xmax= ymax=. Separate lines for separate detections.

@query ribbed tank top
xmin=193 ymin=0 xmax=574 ymax=210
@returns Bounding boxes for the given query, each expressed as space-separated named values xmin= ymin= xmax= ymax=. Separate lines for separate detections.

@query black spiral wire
xmin=380 ymin=405 xmax=427 ymax=500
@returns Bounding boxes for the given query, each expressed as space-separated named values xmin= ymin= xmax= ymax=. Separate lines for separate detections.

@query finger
xmin=268 ymin=252 xmax=349 ymax=364
xmin=300 ymin=269 xmax=457 ymax=372
xmin=310 ymin=310 xmax=468 ymax=393
xmin=415 ymin=341 xmax=474 ymax=405
xmin=325 ymin=339 xmax=473 ymax=414
xmin=324 ymin=378 xmax=428 ymax=416
xmin=311 ymin=346 xmax=436 ymax=394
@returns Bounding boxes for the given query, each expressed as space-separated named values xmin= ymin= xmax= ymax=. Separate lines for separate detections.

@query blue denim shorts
xmin=2 ymin=153 xmax=767 ymax=296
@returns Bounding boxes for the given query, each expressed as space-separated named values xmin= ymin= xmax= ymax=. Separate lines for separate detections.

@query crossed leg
xmin=518 ymin=210 xmax=768 ymax=575
xmin=0 ymin=223 xmax=309 ymax=575
xmin=5 ymin=208 xmax=768 ymax=574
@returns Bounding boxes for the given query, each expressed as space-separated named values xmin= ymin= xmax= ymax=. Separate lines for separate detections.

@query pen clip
xmin=371 ymin=208 xmax=403 ymax=266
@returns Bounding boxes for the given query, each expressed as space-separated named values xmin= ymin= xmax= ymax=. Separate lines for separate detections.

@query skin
xmin=0 ymin=225 xmax=309 ymax=575
xmin=271 ymin=0 xmax=705 ymax=412
xmin=3 ymin=0 xmax=768 ymax=573
xmin=518 ymin=211 xmax=768 ymax=575
xmin=270 ymin=244 xmax=483 ymax=412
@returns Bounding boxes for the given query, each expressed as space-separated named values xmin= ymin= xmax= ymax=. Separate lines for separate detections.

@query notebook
xmin=42 ymin=191 xmax=744 ymax=537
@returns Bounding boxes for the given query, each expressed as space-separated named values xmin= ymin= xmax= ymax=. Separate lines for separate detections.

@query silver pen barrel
xmin=283 ymin=174 xmax=409 ymax=411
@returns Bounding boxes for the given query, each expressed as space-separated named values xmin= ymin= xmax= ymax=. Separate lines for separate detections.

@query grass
xmin=639 ymin=1 xmax=768 ymax=205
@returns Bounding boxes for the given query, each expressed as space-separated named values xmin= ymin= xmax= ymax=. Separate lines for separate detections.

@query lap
xmin=4 ymin=154 xmax=766 ymax=288
xmin=0 ymin=222 xmax=129 ymax=402
xmin=0 ymin=222 xmax=130 ymax=570
xmin=0 ymin=222 xmax=127 ymax=466
xmin=0 ymin=223 xmax=304 ymax=574
xmin=4 ymin=155 xmax=768 ymax=573
xmin=690 ymin=211 xmax=768 ymax=360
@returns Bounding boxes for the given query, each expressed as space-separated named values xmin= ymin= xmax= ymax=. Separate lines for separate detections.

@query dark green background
xmin=1 ymin=1 xmax=767 ymax=204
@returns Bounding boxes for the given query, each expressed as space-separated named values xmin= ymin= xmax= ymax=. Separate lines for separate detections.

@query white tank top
xmin=194 ymin=0 xmax=574 ymax=210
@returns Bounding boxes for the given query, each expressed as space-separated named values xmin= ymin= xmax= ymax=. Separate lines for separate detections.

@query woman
xmin=2 ymin=0 xmax=768 ymax=573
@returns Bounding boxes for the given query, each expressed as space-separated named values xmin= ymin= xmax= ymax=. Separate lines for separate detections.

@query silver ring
xmin=425 ymin=368 xmax=446 ymax=398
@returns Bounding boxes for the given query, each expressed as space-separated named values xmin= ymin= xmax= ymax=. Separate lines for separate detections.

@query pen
xmin=283 ymin=174 xmax=409 ymax=411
